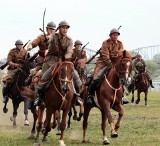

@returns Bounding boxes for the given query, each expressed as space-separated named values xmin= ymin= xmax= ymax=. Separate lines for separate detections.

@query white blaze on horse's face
xmin=64 ymin=66 xmax=68 ymax=85
xmin=125 ymin=61 xmax=131 ymax=80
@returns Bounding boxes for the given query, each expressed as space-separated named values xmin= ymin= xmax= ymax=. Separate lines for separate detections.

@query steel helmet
xmin=109 ymin=28 xmax=120 ymax=36
xmin=46 ymin=21 xmax=56 ymax=29
xmin=15 ymin=39 xmax=23 ymax=45
xmin=58 ymin=20 xmax=70 ymax=28
xmin=74 ymin=40 xmax=82 ymax=46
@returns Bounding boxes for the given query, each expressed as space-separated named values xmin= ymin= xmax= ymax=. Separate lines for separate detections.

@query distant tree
xmin=146 ymin=60 xmax=158 ymax=75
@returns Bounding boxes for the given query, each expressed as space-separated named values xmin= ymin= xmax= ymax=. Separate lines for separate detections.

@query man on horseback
xmin=132 ymin=54 xmax=154 ymax=88
xmin=72 ymin=40 xmax=87 ymax=104
xmin=87 ymin=28 xmax=129 ymax=105
xmin=25 ymin=21 xmax=56 ymax=85
xmin=34 ymin=20 xmax=82 ymax=106
xmin=2 ymin=40 xmax=27 ymax=103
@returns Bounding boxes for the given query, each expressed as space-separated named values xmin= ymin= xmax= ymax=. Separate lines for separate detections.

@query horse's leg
xmin=131 ymin=89 xmax=134 ymax=103
xmin=24 ymin=99 xmax=29 ymax=126
xmin=11 ymin=100 xmax=19 ymax=127
xmin=112 ymin=104 xmax=124 ymax=133
xmin=136 ymin=90 xmax=140 ymax=104
xmin=101 ymin=110 xmax=110 ymax=145
xmin=72 ymin=105 xmax=77 ymax=120
xmin=3 ymin=100 xmax=8 ymax=113
xmin=67 ymin=109 xmax=72 ymax=128
xmin=77 ymin=104 xmax=84 ymax=121
xmin=56 ymin=111 xmax=61 ymax=135
xmin=82 ymin=104 xmax=92 ymax=143
xmin=28 ymin=107 xmax=38 ymax=140
xmin=144 ymin=90 xmax=148 ymax=106
xmin=42 ymin=107 xmax=53 ymax=142
xmin=59 ymin=103 xmax=72 ymax=146
xmin=104 ymin=102 xmax=118 ymax=138
xmin=35 ymin=104 xmax=45 ymax=143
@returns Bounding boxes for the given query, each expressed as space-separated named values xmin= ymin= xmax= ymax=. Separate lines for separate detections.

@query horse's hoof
xmin=10 ymin=116 xmax=14 ymax=121
xmin=111 ymin=131 xmax=118 ymax=138
xmin=24 ymin=120 xmax=30 ymax=126
xmin=3 ymin=108 xmax=8 ymax=113
xmin=73 ymin=115 xmax=77 ymax=121
xmin=135 ymin=101 xmax=139 ymax=104
xmin=28 ymin=134 xmax=35 ymax=140
xmin=103 ymin=139 xmax=110 ymax=145
xmin=42 ymin=137 xmax=48 ymax=142
xmin=59 ymin=140 xmax=66 ymax=146
xmin=56 ymin=130 xmax=61 ymax=135
xmin=13 ymin=125 xmax=17 ymax=128
xmin=33 ymin=143 xmax=41 ymax=146
xmin=82 ymin=140 xmax=86 ymax=143
xmin=77 ymin=117 xmax=81 ymax=121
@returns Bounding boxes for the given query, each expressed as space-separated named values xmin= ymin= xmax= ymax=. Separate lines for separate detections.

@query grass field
xmin=0 ymin=90 xmax=160 ymax=146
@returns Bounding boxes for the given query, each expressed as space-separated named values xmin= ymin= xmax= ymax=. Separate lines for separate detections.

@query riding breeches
xmin=73 ymin=69 xmax=82 ymax=90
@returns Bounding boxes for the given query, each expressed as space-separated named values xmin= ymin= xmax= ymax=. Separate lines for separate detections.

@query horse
xmin=34 ymin=59 xmax=75 ymax=146
xmin=2 ymin=57 xmax=35 ymax=127
xmin=131 ymin=66 xmax=149 ymax=106
xmin=82 ymin=50 xmax=132 ymax=145
xmin=67 ymin=58 xmax=86 ymax=128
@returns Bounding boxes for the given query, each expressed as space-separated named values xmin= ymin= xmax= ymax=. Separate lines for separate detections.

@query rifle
xmin=82 ymin=42 xmax=89 ymax=50
xmin=0 ymin=40 xmax=30 ymax=70
xmin=39 ymin=8 xmax=48 ymax=43
xmin=85 ymin=49 xmax=101 ymax=64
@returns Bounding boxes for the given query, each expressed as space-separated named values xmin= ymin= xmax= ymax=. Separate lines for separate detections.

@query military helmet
xmin=15 ymin=39 xmax=23 ymax=45
xmin=109 ymin=28 xmax=120 ymax=36
xmin=58 ymin=20 xmax=70 ymax=28
xmin=136 ymin=54 xmax=142 ymax=58
xmin=74 ymin=40 xmax=82 ymax=46
xmin=46 ymin=21 xmax=56 ymax=29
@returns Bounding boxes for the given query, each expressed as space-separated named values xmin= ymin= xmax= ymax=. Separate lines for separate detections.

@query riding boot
xmin=34 ymin=83 xmax=46 ymax=106
xmin=149 ymin=80 xmax=154 ymax=88
xmin=86 ymin=80 xmax=98 ymax=105
xmin=2 ymin=84 xmax=9 ymax=103
xmin=24 ymin=75 xmax=32 ymax=86
xmin=75 ymin=87 xmax=83 ymax=106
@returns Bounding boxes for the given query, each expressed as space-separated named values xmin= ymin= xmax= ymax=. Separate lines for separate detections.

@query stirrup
xmin=34 ymin=98 xmax=42 ymax=106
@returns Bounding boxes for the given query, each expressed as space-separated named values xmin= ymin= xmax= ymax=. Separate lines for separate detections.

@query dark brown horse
xmin=131 ymin=66 xmax=149 ymax=106
xmin=67 ymin=58 xmax=86 ymax=128
xmin=34 ymin=59 xmax=74 ymax=146
xmin=2 ymin=58 xmax=35 ymax=127
xmin=82 ymin=50 xmax=132 ymax=145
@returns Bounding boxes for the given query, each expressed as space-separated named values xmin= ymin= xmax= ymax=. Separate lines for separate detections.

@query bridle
xmin=114 ymin=57 xmax=132 ymax=77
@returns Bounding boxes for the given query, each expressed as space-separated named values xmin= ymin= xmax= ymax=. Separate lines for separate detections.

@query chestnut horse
xmin=131 ymin=66 xmax=149 ymax=106
xmin=34 ymin=60 xmax=74 ymax=146
xmin=82 ymin=50 xmax=132 ymax=145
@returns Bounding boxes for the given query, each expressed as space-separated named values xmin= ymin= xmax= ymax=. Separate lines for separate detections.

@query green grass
xmin=0 ymin=91 xmax=160 ymax=146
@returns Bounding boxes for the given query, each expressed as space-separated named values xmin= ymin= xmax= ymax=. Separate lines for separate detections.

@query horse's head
xmin=114 ymin=50 xmax=132 ymax=85
xmin=58 ymin=59 xmax=74 ymax=94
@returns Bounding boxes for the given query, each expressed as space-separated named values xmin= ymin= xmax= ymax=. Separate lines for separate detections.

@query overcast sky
xmin=0 ymin=0 xmax=160 ymax=59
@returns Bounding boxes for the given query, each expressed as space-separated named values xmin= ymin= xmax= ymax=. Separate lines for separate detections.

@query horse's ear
xmin=61 ymin=56 xmax=65 ymax=62
xmin=123 ymin=50 xmax=126 ymax=58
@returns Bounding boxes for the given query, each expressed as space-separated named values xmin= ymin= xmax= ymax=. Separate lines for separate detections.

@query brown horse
xmin=131 ymin=66 xmax=149 ymax=106
xmin=82 ymin=50 xmax=132 ymax=145
xmin=34 ymin=59 xmax=74 ymax=146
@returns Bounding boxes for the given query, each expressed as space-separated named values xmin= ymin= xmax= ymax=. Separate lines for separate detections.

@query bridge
xmin=84 ymin=45 xmax=160 ymax=63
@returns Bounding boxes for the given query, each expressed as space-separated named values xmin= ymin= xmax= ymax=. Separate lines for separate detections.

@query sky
xmin=0 ymin=0 xmax=160 ymax=59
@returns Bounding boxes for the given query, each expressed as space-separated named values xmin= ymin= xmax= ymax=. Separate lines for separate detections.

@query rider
xmin=25 ymin=21 xmax=56 ymax=84
xmin=34 ymin=20 xmax=82 ymax=106
xmin=72 ymin=40 xmax=87 ymax=104
xmin=2 ymin=40 xmax=27 ymax=103
xmin=132 ymin=54 xmax=154 ymax=88
xmin=87 ymin=28 xmax=129 ymax=105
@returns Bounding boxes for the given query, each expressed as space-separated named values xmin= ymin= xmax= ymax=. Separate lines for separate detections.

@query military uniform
xmin=87 ymin=28 xmax=127 ymax=105
xmin=132 ymin=58 xmax=154 ymax=88
xmin=2 ymin=40 xmax=27 ymax=103
xmin=34 ymin=20 xmax=80 ymax=106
